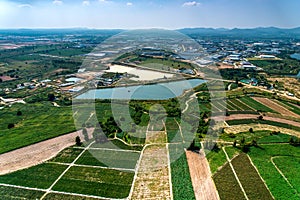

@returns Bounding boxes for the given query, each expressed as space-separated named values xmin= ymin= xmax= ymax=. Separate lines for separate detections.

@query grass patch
xmin=0 ymin=163 xmax=67 ymax=189
xmin=91 ymin=139 xmax=143 ymax=151
xmin=206 ymin=149 xmax=227 ymax=174
xmin=53 ymin=166 xmax=134 ymax=198
xmin=231 ymin=153 xmax=273 ymax=200
xmin=226 ymin=119 xmax=300 ymax=132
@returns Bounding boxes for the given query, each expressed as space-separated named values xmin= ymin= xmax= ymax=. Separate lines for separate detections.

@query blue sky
xmin=0 ymin=0 xmax=299 ymax=29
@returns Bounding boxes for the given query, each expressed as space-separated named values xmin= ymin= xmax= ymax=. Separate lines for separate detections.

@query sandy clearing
xmin=0 ymin=128 xmax=94 ymax=175
xmin=253 ymin=97 xmax=299 ymax=117
xmin=186 ymin=150 xmax=220 ymax=200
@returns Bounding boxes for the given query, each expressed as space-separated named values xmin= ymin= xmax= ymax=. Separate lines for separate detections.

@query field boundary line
xmin=246 ymin=154 xmax=275 ymax=199
xmin=73 ymin=146 xmax=140 ymax=153
xmin=40 ymin=141 xmax=95 ymax=200
xmin=166 ymin=144 xmax=174 ymax=200
xmin=127 ymin=144 xmax=147 ymax=200
xmin=270 ymin=156 xmax=300 ymax=197
xmin=49 ymin=190 xmax=126 ymax=200
xmin=0 ymin=183 xmax=47 ymax=192
xmin=46 ymin=162 xmax=135 ymax=172
xmin=222 ymin=147 xmax=249 ymax=200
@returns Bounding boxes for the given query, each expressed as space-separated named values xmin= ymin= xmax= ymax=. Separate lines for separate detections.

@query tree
xmin=17 ymin=111 xmax=22 ymax=116
xmin=82 ymin=128 xmax=89 ymax=142
xmin=249 ymin=128 xmax=254 ymax=133
xmin=48 ymin=93 xmax=55 ymax=101
xmin=258 ymin=115 xmax=264 ymax=120
xmin=75 ymin=136 xmax=82 ymax=146
xmin=7 ymin=123 xmax=14 ymax=129
xmin=233 ymin=140 xmax=237 ymax=147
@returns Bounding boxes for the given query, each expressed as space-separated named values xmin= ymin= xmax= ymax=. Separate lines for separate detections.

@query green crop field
xmin=213 ymin=162 xmax=246 ymax=200
xmin=49 ymin=147 xmax=84 ymax=163
xmin=43 ymin=193 xmax=104 ymax=200
xmin=248 ymin=144 xmax=300 ymax=200
xmin=169 ymin=144 xmax=195 ymax=200
xmin=52 ymin=166 xmax=134 ymax=198
xmin=239 ymin=96 xmax=276 ymax=113
xmin=231 ymin=153 xmax=273 ymax=200
xmin=0 ymin=186 xmax=45 ymax=200
xmin=0 ymin=102 xmax=75 ymax=154
xmin=75 ymin=149 xmax=140 ymax=169
xmin=0 ymin=163 xmax=68 ymax=189
xmin=90 ymin=139 xmax=144 ymax=151
xmin=273 ymin=157 xmax=300 ymax=193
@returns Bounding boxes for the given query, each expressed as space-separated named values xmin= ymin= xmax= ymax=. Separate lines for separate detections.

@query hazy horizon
xmin=0 ymin=0 xmax=300 ymax=29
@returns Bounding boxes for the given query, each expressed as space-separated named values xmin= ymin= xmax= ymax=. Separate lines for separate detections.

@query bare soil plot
xmin=186 ymin=150 xmax=219 ymax=200
xmin=0 ymin=128 xmax=94 ymax=175
xmin=253 ymin=97 xmax=299 ymax=117
xmin=131 ymin=145 xmax=171 ymax=200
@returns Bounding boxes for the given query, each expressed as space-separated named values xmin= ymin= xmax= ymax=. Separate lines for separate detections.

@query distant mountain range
xmin=0 ymin=27 xmax=300 ymax=38
xmin=177 ymin=27 xmax=300 ymax=38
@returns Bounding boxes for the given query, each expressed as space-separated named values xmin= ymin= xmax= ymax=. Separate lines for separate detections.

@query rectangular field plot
xmin=52 ymin=166 xmax=134 ymax=199
xmin=248 ymin=144 xmax=300 ymax=200
xmin=213 ymin=162 xmax=246 ymax=200
xmin=0 ymin=163 xmax=67 ymax=189
xmin=76 ymin=149 xmax=140 ymax=169
xmin=231 ymin=153 xmax=273 ymax=200
xmin=0 ymin=185 xmax=45 ymax=200
xmin=49 ymin=147 xmax=84 ymax=163
xmin=228 ymin=99 xmax=254 ymax=111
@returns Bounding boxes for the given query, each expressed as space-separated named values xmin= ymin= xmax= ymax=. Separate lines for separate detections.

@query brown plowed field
xmin=0 ymin=128 xmax=94 ymax=175
xmin=186 ymin=150 xmax=219 ymax=200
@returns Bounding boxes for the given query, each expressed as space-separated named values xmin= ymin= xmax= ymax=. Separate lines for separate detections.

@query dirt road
xmin=0 ymin=128 xmax=94 ymax=175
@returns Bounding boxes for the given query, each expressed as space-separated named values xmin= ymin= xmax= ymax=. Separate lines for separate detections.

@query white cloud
xmin=18 ymin=4 xmax=33 ymax=8
xmin=82 ymin=0 xmax=90 ymax=6
xmin=126 ymin=2 xmax=133 ymax=6
xmin=53 ymin=0 xmax=63 ymax=6
xmin=182 ymin=1 xmax=201 ymax=7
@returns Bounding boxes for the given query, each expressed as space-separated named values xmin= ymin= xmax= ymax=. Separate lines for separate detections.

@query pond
xmin=75 ymin=79 xmax=205 ymax=100
xmin=290 ymin=53 xmax=300 ymax=61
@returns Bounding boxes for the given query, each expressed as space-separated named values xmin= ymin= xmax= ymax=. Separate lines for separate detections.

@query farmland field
xmin=0 ymin=163 xmax=68 ymax=189
xmin=272 ymin=157 xmax=300 ymax=193
xmin=239 ymin=96 xmax=275 ymax=113
xmin=248 ymin=144 xmax=300 ymax=200
xmin=0 ymin=103 xmax=75 ymax=154
xmin=0 ymin=185 xmax=45 ymax=200
xmin=52 ymin=166 xmax=134 ymax=198
xmin=213 ymin=162 xmax=246 ymax=200
xmin=231 ymin=153 xmax=273 ymax=200
xmin=169 ymin=144 xmax=195 ymax=200
xmin=75 ymin=149 xmax=140 ymax=169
